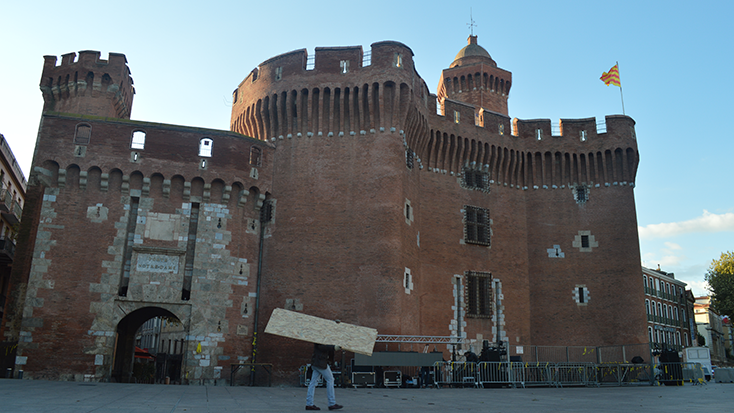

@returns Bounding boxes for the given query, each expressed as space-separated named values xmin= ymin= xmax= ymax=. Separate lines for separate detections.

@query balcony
xmin=1 ymin=200 xmax=22 ymax=226
xmin=0 ymin=237 xmax=16 ymax=264
xmin=0 ymin=188 xmax=11 ymax=213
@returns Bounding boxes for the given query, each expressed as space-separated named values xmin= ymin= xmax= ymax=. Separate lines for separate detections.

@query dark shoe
xmin=306 ymin=406 xmax=321 ymax=411
xmin=328 ymin=404 xmax=343 ymax=410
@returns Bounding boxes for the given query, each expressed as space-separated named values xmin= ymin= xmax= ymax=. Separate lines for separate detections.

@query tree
xmin=705 ymin=251 xmax=734 ymax=317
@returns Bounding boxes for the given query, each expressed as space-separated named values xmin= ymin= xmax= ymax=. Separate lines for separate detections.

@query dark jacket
xmin=311 ymin=344 xmax=335 ymax=369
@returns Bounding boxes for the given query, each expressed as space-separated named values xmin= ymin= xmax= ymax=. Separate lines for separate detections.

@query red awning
xmin=134 ymin=346 xmax=155 ymax=360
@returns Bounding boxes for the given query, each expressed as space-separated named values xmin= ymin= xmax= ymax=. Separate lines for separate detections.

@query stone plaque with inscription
xmin=136 ymin=254 xmax=179 ymax=273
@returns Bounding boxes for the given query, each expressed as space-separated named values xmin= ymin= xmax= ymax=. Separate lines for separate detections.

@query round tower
xmin=437 ymin=36 xmax=511 ymax=115
xmin=39 ymin=51 xmax=135 ymax=119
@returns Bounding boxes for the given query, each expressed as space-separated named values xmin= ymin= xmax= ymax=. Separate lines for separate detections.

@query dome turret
xmin=437 ymin=35 xmax=512 ymax=116
xmin=450 ymin=35 xmax=496 ymax=68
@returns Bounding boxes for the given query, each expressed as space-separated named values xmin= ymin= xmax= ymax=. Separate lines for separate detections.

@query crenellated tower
xmin=39 ymin=51 xmax=135 ymax=119
xmin=437 ymin=35 xmax=511 ymax=116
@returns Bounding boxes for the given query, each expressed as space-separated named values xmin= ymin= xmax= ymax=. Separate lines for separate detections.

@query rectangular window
xmin=581 ymin=235 xmax=590 ymax=248
xmin=454 ymin=111 xmax=460 ymax=124
xmin=463 ymin=169 xmax=488 ymax=190
xmin=465 ymin=271 xmax=492 ymax=318
xmin=131 ymin=131 xmax=146 ymax=149
xmin=464 ymin=205 xmax=490 ymax=246
xmin=75 ymin=124 xmax=91 ymax=145
xmin=249 ymin=146 xmax=262 ymax=166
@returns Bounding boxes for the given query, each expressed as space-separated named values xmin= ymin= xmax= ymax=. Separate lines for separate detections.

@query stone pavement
xmin=0 ymin=380 xmax=731 ymax=412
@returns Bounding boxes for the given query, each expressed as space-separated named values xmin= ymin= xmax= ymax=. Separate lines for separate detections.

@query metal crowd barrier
xmin=596 ymin=363 xmax=654 ymax=386
xmin=434 ymin=361 xmax=480 ymax=388
xmin=380 ymin=361 xmax=711 ymax=389
xmin=551 ymin=363 xmax=596 ymax=387
xmin=657 ymin=362 xmax=706 ymax=385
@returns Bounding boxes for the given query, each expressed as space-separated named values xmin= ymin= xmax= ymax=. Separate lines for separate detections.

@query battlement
xmin=242 ymin=41 xmax=415 ymax=85
xmin=39 ymin=50 xmax=134 ymax=119
xmin=512 ymin=115 xmax=635 ymax=141
xmin=43 ymin=51 xmax=130 ymax=71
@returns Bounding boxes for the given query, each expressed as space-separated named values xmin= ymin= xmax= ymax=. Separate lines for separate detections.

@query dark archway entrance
xmin=112 ymin=307 xmax=183 ymax=383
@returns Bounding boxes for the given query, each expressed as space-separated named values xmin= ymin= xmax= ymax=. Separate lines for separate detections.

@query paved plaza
xmin=0 ymin=380 xmax=731 ymax=412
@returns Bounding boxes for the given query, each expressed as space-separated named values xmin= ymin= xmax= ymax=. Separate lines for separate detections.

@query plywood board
xmin=264 ymin=308 xmax=377 ymax=356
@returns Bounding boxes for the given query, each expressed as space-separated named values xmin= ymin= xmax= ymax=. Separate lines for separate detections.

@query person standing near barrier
xmin=306 ymin=343 xmax=343 ymax=411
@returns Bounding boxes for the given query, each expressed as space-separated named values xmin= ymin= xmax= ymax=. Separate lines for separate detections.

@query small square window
xmin=463 ymin=169 xmax=489 ymax=192
xmin=574 ymin=185 xmax=589 ymax=204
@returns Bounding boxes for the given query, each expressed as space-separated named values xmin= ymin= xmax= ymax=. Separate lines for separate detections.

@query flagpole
xmin=617 ymin=61 xmax=625 ymax=115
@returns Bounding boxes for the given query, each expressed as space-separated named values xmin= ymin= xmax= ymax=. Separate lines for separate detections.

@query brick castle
xmin=3 ymin=37 xmax=647 ymax=383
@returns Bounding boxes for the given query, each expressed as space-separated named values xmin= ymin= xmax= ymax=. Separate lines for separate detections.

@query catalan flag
xmin=600 ymin=64 xmax=620 ymax=87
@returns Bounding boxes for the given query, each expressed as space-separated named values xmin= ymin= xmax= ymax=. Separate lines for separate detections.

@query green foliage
xmin=705 ymin=251 xmax=734 ymax=316
xmin=697 ymin=333 xmax=706 ymax=347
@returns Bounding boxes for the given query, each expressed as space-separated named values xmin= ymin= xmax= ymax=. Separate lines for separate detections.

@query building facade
xmin=0 ymin=133 xmax=26 ymax=373
xmin=694 ymin=296 xmax=726 ymax=364
xmin=7 ymin=37 xmax=648 ymax=383
xmin=642 ymin=266 xmax=691 ymax=352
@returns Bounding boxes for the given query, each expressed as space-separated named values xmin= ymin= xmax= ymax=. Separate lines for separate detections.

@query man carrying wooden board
xmin=265 ymin=308 xmax=378 ymax=410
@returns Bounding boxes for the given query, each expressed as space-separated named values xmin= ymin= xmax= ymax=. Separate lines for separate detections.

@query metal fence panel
xmin=552 ymin=363 xmax=596 ymax=387
xmin=596 ymin=364 xmax=653 ymax=386
xmin=434 ymin=362 xmax=479 ymax=388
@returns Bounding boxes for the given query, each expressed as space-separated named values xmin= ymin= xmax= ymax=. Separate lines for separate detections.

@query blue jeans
xmin=306 ymin=365 xmax=336 ymax=407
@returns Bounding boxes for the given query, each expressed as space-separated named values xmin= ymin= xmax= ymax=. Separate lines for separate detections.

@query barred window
xmin=464 ymin=205 xmax=490 ymax=246
xmin=463 ymin=169 xmax=488 ymax=191
xmin=465 ymin=271 xmax=492 ymax=318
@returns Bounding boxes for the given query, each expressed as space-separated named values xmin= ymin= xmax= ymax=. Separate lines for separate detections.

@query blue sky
xmin=1 ymin=1 xmax=732 ymax=296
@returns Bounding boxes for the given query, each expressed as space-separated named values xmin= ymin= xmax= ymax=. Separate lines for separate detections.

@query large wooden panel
xmin=264 ymin=308 xmax=377 ymax=356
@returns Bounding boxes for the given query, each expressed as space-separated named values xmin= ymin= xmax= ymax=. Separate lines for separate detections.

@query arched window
xmin=648 ymin=327 xmax=653 ymax=343
xmin=131 ymin=130 xmax=146 ymax=149
xmin=199 ymin=138 xmax=213 ymax=157
xmin=643 ymin=275 xmax=648 ymax=288
xmin=645 ymin=299 xmax=650 ymax=314
xmin=663 ymin=304 xmax=669 ymax=319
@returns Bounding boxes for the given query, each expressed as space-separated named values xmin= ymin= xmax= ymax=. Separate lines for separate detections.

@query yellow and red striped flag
xmin=600 ymin=64 xmax=620 ymax=86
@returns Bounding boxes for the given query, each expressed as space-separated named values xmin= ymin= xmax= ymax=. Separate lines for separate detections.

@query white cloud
xmin=639 ymin=210 xmax=734 ymax=239
xmin=663 ymin=242 xmax=682 ymax=250
xmin=679 ymin=279 xmax=710 ymax=297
